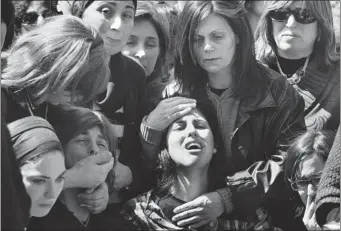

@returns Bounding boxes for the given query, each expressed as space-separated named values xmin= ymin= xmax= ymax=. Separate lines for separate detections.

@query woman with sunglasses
xmin=13 ymin=0 xmax=59 ymax=36
xmin=256 ymin=0 xmax=340 ymax=132
xmin=285 ymin=129 xmax=335 ymax=230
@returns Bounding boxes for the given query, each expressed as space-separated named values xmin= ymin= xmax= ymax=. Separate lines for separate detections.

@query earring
xmin=213 ymin=147 xmax=217 ymax=154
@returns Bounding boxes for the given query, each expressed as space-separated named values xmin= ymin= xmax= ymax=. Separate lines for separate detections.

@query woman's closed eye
xmin=123 ymin=11 xmax=133 ymax=19
xmin=97 ymin=139 xmax=108 ymax=149
xmin=172 ymin=122 xmax=186 ymax=131
xmin=146 ymin=40 xmax=157 ymax=49
xmin=55 ymin=176 xmax=64 ymax=183
xmin=31 ymin=178 xmax=46 ymax=185
xmin=193 ymin=36 xmax=204 ymax=44
xmin=194 ymin=120 xmax=208 ymax=129
xmin=211 ymin=33 xmax=224 ymax=40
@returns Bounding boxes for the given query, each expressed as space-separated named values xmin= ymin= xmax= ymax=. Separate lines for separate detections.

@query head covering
xmin=49 ymin=104 xmax=102 ymax=146
xmin=70 ymin=0 xmax=137 ymax=18
xmin=7 ymin=116 xmax=62 ymax=166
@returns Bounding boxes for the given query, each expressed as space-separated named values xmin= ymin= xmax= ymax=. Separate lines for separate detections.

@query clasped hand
xmin=172 ymin=192 xmax=224 ymax=229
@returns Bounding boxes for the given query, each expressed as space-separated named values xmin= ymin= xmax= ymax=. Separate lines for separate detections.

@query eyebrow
xmin=98 ymin=134 xmax=107 ymax=141
xmin=196 ymin=29 xmax=225 ymax=37
xmin=58 ymin=170 xmax=67 ymax=179
xmin=105 ymin=2 xmax=135 ymax=11
xmin=146 ymin=36 xmax=158 ymax=41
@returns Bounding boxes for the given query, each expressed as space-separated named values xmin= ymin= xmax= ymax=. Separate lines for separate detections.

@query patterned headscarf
xmin=7 ymin=116 xmax=62 ymax=166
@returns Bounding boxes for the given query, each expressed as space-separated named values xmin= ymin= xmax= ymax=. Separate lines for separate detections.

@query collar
xmin=239 ymin=68 xmax=278 ymax=112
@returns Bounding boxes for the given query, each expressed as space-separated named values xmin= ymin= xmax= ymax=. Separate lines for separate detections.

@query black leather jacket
xmin=140 ymin=65 xmax=306 ymax=230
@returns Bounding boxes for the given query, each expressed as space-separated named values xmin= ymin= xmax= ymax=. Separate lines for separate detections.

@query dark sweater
xmin=27 ymin=200 xmax=132 ymax=231
xmin=268 ymin=57 xmax=340 ymax=131
xmin=315 ymin=126 xmax=340 ymax=226
xmin=96 ymin=53 xmax=151 ymax=198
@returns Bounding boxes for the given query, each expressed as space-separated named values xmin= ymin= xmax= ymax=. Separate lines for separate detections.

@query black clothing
xmin=1 ymin=115 xmax=31 ymax=231
xmin=96 ymin=53 xmax=150 ymax=198
xmin=27 ymin=200 xmax=132 ymax=231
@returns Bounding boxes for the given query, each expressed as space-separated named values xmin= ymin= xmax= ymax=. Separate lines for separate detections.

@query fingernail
xmin=80 ymin=204 xmax=91 ymax=208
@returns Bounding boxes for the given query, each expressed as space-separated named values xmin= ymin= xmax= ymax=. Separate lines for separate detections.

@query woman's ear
xmin=213 ymin=147 xmax=217 ymax=154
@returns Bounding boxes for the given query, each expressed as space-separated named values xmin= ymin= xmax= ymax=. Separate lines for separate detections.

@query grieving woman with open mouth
xmin=122 ymin=98 xmax=291 ymax=230
xmin=7 ymin=116 xmax=66 ymax=220
xmin=255 ymin=0 xmax=340 ymax=131
xmin=140 ymin=1 xmax=306 ymax=230
xmin=122 ymin=101 xmax=224 ymax=230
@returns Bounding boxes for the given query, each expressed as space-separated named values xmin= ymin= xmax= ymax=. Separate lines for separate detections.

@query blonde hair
xmin=2 ymin=15 xmax=110 ymax=106
xmin=255 ymin=0 xmax=339 ymax=71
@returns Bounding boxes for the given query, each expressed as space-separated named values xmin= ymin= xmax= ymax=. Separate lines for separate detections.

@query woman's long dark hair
xmin=285 ymin=130 xmax=335 ymax=183
xmin=135 ymin=1 xmax=170 ymax=79
xmin=155 ymin=94 xmax=227 ymax=197
xmin=173 ymin=0 xmax=265 ymax=99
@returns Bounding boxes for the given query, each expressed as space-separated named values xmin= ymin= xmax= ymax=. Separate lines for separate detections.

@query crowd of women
xmin=1 ymin=0 xmax=340 ymax=230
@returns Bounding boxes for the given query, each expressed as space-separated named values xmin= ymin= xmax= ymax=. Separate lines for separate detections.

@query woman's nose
xmin=110 ymin=16 xmax=122 ymax=31
xmin=135 ymin=49 xmax=146 ymax=59
xmin=89 ymin=141 xmax=99 ymax=156
xmin=286 ymin=14 xmax=297 ymax=28
xmin=44 ymin=183 xmax=58 ymax=199
xmin=36 ymin=15 xmax=45 ymax=25
xmin=187 ymin=124 xmax=197 ymax=137
xmin=203 ymin=42 xmax=214 ymax=53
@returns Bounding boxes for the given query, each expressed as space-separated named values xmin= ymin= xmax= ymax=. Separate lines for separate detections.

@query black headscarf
xmin=7 ymin=116 xmax=62 ymax=166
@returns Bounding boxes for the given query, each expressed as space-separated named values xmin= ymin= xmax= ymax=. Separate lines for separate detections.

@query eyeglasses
xmin=290 ymin=174 xmax=322 ymax=191
xmin=269 ymin=8 xmax=317 ymax=24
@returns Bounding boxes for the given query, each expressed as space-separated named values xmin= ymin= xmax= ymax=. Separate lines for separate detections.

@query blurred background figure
xmin=243 ymin=1 xmax=269 ymax=35
xmin=13 ymin=0 xmax=60 ymax=36
xmin=331 ymin=1 xmax=340 ymax=52
xmin=285 ymin=130 xmax=335 ymax=230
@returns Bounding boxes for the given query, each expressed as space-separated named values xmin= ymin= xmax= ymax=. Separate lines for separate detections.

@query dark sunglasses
xmin=22 ymin=11 xmax=52 ymax=25
xmin=269 ymin=8 xmax=316 ymax=24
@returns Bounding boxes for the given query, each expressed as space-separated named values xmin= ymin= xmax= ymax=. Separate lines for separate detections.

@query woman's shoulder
xmin=112 ymin=53 xmax=146 ymax=81
xmin=1 ymin=88 xmax=28 ymax=123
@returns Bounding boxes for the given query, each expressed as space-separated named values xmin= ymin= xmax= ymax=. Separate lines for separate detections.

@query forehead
xmin=27 ymin=1 xmax=48 ymax=12
xmin=93 ymin=0 xmax=135 ymax=9
xmin=298 ymin=154 xmax=325 ymax=178
xmin=21 ymin=151 xmax=65 ymax=177
xmin=82 ymin=125 xmax=104 ymax=137
xmin=176 ymin=109 xmax=206 ymax=122
xmin=196 ymin=14 xmax=232 ymax=35
xmin=289 ymin=1 xmax=307 ymax=9
xmin=131 ymin=19 xmax=158 ymax=38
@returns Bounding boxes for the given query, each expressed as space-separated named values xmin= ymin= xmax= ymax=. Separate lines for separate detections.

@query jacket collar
xmin=234 ymin=70 xmax=278 ymax=130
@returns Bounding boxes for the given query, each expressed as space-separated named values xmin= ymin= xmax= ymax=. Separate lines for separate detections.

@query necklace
xmin=75 ymin=214 xmax=90 ymax=227
xmin=26 ymin=96 xmax=49 ymax=119
xmin=276 ymin=55 xmax=310 ymax=85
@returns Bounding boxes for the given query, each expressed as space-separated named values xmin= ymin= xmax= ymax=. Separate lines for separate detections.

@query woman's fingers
xmin=172 ymin=207 xmax=203 ymax=222
xmin=176 ymin=216 xmax=201 ymax=227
